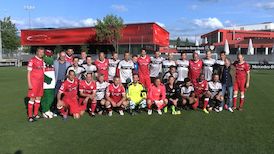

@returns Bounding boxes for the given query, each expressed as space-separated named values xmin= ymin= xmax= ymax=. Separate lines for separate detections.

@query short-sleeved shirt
xmin=82 ymin=64 xmax=97 ymax=74
xmin=59 ymin=79 xmax=78 ymax=99
xmin=79 ymin=80 xmax=96 ymax=95
xmin=181 ymin=86 xmax=194 ymax=97
xmin=94 ymin=59 xmax=109 ymax=81
xmin=66 ymin=65 xmax=86 ymax=79
xmin=234 ymin=61 xmax=250 ymax=80
xmin=208 ymin=81 xmax=222 ymax=96
xmin=162 ymin=60 xmax=176 ymax=74
xmin=203 ymin=58 xmax=216 ymax=81
xmin=189 ymin=59 xmax=203 ymax=83
xmin=137 ymin=55 xmax=151 ymax=76
xmin=108 ymin=58 xmax=120 ymax=81
xmin=150 ymin=56 xmax=165 ymax=77
xmin=65 ymin=54 xmax=73 ymax=64
xmin=194 ymin=80 xmax=208 ymax=96
xmin=176 ymin=59 xmax=189 ymax=82
xmin=96 ymin=81 xmax=109 ymax=100
xmin=27 ymin=56 xmax=45 ymax=80
xmin=118 ymin=60 xmax=134 ymax=83
xmin=165 ymin=83 xmax=180 ymax=100
xmin=106 ymin=84 xmax=126 ymax=103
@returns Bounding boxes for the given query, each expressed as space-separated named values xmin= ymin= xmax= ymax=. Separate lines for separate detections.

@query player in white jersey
xmin=117 ymin=52 xmax=134 ymax=87
xmin=208 ymin=74 xmax=223 ymax=112
xmin=213 ymin=51 xmax=226 ymax=76
xmin=82 ymin=56 xmax=97 ymax=75
xmin=78 ymin=51 xmax=87 ymax=65
xmin=181 ymin=78 xmax=198 ymax=110
xmin=96 ymin=74 xmax=110 ymax=114
xmin=176 ymin=52 xmax=189 ymax=86
xmin=162 ymin=66 xmax=178 ymax=83
xmin=150 ymin=51 xmax=165 ymax=82
xmin=108 ymin=52 xmax=120 ymax=82
xmin=66 ymin=57 xmax=86 ymax=79
xmin=162 ymin=53 xmax=176 ymax=74
xmin=203 ymin=50 xmax=216 ymax=81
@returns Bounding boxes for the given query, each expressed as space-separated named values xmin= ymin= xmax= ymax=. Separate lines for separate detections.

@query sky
xmin=1 ymin=0 xmax=274 ymax=41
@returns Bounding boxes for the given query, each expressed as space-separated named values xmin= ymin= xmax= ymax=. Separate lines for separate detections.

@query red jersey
xmin=106 ymin=84 xmax=126 ymax=103
xmin=234 ymin=61 xmax=250 ymax=80
xmin=94 ymin=59 xmax=109 ymax=81
xmin=194 ymin=80 xmax=208 ymax=96
xmin=79 ymin=80 xmax=96 ymax=95
xmin=189 ymin=59 xmax=203 ymax=83
xmin=137 ymin=55 xmax=151 ymax=76
xmin=59 ymin=79 xmax=78 ymax=100
xmin=65 ymin=54 xmax=73 ymax=64
xmin=27 ymin=56 xmax=45 ymax=79
xmin=148 ymin=84 xmax=166 ymax=101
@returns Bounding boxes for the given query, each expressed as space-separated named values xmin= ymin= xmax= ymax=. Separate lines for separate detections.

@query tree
xmin=80 ymin=45 xmax=89 ymax=53
xmin=1 ymin=17 xmax=20 ymax=51
xmin=54 ymin=45 xmax=63 ymax=53
xmin=185 ymin=38 xmax=189 ymax=46
xmin=95 ymin=14 xmax=124 ymax=53
xmin=176 ymin=37 xmax=181 ymax=47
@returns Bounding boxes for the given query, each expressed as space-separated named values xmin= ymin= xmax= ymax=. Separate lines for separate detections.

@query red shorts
xmin=78 ymin=98 xmax=96 ymax=111
xmin=233 ymin=79 xmax=246 ymax=92
xmin=139 ymin=76 xmax=151 ymax=89
xmin=63 ymin=97 xmax=80 ymax=114
xmin=27 ymin=79 xmax=44 ymax=98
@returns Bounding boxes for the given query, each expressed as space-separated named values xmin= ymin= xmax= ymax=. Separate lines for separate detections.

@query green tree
xmin=80 ymin=45 xmax=89 ymax=53
xmin=185 ymin=38 xmax=189 ymax=46
xmin=1 ymin=17 xmax=20 ymax=51
xmin=54 ymin=45 xmax=63 ymax=53
xmin=176 ymin=37 xmax=181 ymax=47
xmin=95 ymin=14 xmax=124 ymax=53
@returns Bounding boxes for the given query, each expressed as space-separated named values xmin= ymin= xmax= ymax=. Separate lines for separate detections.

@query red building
xmin=201 ymin=29 xmax=274 ymax=55
xmin=21 ymin=22 xmax=169 ymax=54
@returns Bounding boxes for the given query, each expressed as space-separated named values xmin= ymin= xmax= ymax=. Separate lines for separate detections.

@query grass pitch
xmin=0 ymin=67 xmax=273 ymax=154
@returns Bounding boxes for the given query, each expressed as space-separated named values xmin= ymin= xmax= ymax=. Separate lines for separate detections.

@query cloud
xmin=198 ymin=0 xmax=220 ymax=2
xmin=190 ymin=5 xmax=198 ymax=10
xmin=256 ymin=2 xmax=274 ymax=9
xmin=111 ymin=4 xmax=128 ymax=12
xmin=193 ymin=17 xmax=224 ymax=29
xmin=156 ymin=22 xmax=165 ymax=28
xmin=12 ymin=17 xmax=97 ymax=29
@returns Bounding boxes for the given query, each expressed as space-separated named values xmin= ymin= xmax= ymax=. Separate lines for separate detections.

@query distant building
xmin=20 ymin=22 xmax=169 ymax=54
xmin=201 ymin=22 xmax=274 ymax=55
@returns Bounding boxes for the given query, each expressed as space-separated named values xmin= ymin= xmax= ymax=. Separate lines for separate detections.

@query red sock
xmin=233 ymin=96 xmax=237 ymax=108
xmin=34 ymin=100 xmax=40 ymax=116
xmin=28 ymin=101 xmax=34 ymax=118
xmin=159 ymin=103 xmax=166 ymax=110
xmin=192 ymin=100 xmax=199 ymax=110
xmin=91 ymin=103 xmax=97 ymax=112
xmin=203 ymin=98 xmax=209 ymax=109
xmin=240 ymin=97 xmax=245 ymax=108
xmin=147 ymin=103 xmax=152 ymax=109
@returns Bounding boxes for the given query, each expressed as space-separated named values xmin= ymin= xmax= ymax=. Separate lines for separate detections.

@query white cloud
xmin=111 ymin=4 xmax=128 ymax=12
xmin=190 ymin=5 xmax=198 ymax=10
xmin=156 ymin=22 xmax=165 ymax=28
xmin=193 ymin=17 xmax=224 ymax=29
xmin=256 ymin=2 xmax=274 ymax=9
xmin=12 ymin=17 xmax=97 ymax=29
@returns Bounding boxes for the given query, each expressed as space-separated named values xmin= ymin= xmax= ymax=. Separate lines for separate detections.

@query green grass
xmin=0 ymin=67 xmax=274 ymax=154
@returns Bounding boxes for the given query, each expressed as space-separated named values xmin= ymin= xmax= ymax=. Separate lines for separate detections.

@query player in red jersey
xmin=147 ymin=77 xmax=168 ymax=115
xmin=233 ymin=53 xmax=250 ymax=111
xmin=65 ymin=48 xmax=74 ymax=64
xmin=189 ymin=52 xmax=203 ymax=84
xmin=105 ymin=76 xmax=128 ymax=116
xmin=193 ymin=74 xmax=211 ymax=114
xmin=137 ymin=49 xmax=151 ymax=89
xmin=57 ymin=70 xmax=80 ymax=120
xmin=27 ymin=47 xmax=45 ymax=122
xmin=79 ymin=73 xmax=97 ymax=116
xmin=94 ymin=51 xmax=109 ymax=81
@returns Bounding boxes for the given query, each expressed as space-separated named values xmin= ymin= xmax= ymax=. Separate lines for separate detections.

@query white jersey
xmin=181 ymin=86 xmax=194 ymax=97
xmin=162 ymin=60 xmax=176 ymax=74
xmin=176 ymin=59 xmax=189 ymax=82
xmin=215 ymin=59 xmax=224 ymax=66
xmin=118 ymin=60 xmax=134 ymax=83
xmin=208 ymin=81 xmax=222 ymax=97
xmin=78 ymin=59 xmax=86 ymax=65
xmin=163 ymin=72 xmax=178 ymax=81
xmin=82 ymin=64 xmax=97 ymax=74
xmin=96 ymin=81 xmax=110 ymax=100
xmin=108 ymin=58 xmax=120 ymax=81
xmin=66 ymin=65 xmax=86 ymax=79
xmin=150 ymin=56 xmax=165 ymax=77
xmin=203 ymin=58 xmax=216 ymax=81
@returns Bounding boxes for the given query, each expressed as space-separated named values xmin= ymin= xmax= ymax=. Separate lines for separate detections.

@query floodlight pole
xmin=0 ymin=21 xmax=2 ymax=60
